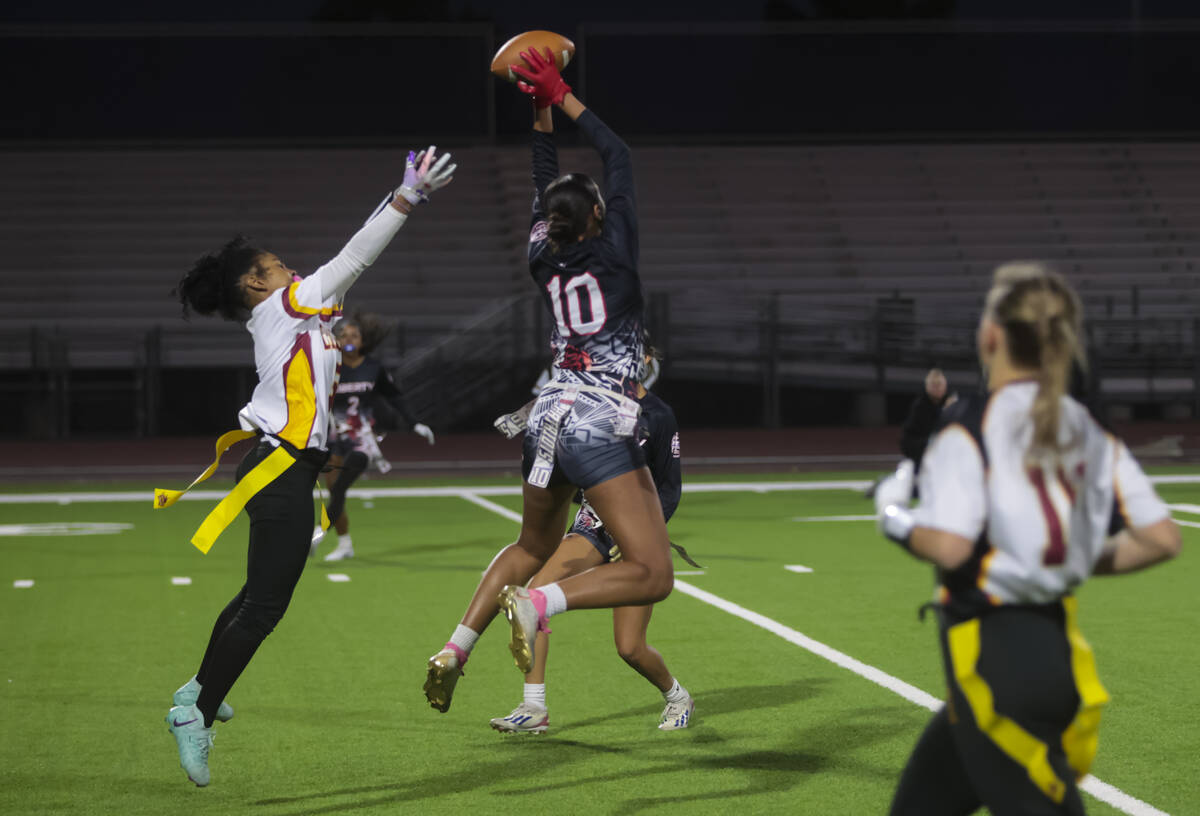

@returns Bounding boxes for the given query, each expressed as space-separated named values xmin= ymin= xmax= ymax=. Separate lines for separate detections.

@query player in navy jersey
xmin=874 ymin=263 xmax=1181 ymax=815
xmin=423 ymin=50 xmax=677 ymax=713
xmin=311 ymin=313 xmax=434 ymax=561
xmin=490 ymin=342 xmax=694 ymax=734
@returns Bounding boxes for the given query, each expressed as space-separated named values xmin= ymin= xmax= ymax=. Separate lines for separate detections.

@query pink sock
xmin=443 ymin=642 xmax=469 ymax=666
xmin=527 ymin=588 xmax=551 ymax=633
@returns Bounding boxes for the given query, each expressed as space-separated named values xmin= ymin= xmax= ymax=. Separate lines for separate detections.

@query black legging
xmin=193 ymin=440 xmax=324 ymax=727
xmin=325 ymin=450 xmax=368 ymax=526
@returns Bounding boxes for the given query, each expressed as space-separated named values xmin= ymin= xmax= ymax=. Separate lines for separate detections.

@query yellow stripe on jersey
xmin=285 ymin=282 xmax=339 ymax=318
xmin=1060 ymin=596 xmax=1109 ymax=779
xmin=947 ymin=617 xmax=1070 ymax=804
xmin=190 ymin=446 xmax=295 ymax=554
xmin=279 ymin=344 xmax=317 ymax=449
xmin=153 ymin=428 xmax=259 ymax=508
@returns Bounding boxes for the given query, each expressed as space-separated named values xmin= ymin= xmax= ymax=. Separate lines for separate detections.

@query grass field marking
xmin=457 ymin=490 xmax=523 ymax=523
xmin=326 ymin=574 xmax=351 ymax=583
xmin=13 ymin=579 xmax=34 ymax=589
xmin=792 ymin=514 xmax=875 ymax=522
xmin=170 ymin=576 xmax=192 ymax=586
xmin=671 ymin=579 xmax=944 ymax=711
xmin=1166 ymin=503 xmax=1200 ymax=515
xmin=0 ymin=522 xmax=134 ymax=535
xmin=784 ymin=565 xmax=814 ymax=573
xmin=1078 ymin=777 xmax=1172 ymax=816
xmin=1172 ymin=519 xmax=1200 ymax=530
xmin=674 ymin=570 xmax=706 ymax=576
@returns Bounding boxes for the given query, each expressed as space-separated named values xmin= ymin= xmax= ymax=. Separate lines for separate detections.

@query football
xmin=490 ymin=30 xmax=575 ymax=82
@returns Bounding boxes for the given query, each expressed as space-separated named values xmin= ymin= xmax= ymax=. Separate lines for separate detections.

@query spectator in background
xmin=900 ymin=367 xmax=957 ymax=473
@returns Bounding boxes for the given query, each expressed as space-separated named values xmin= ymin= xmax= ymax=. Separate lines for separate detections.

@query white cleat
xmin=323 ymin=543 xmax=354 ymax=562
xmin=658 ymin=695 xmax=695 ymax=731
xmin=490 ymin=702 xmax=549 ymax=734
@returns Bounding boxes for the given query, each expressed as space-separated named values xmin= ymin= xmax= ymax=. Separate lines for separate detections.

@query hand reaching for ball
xmin=513 ymin=48 xmax=572 ymax=109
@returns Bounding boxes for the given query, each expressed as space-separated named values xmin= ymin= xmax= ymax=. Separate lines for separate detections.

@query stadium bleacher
xmin=3 ymin=141 xmax=1198 ymax=423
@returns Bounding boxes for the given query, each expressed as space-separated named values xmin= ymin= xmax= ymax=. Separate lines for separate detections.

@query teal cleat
xmin=165 ymin=704 xmax=213 ymax=787
xmin=173 ymin=676 xmax=233 ymax=723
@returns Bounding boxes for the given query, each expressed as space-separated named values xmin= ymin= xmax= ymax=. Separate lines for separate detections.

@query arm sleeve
xmin=647 ymin=408 xmax=682 ymax=523
xmin=911 ymin=424 xmax=987 ymax=541
xmin=530 ymin=130 xmax=559 ymax=225
xmin=1109 ymin=441 xmax=1170 ymax=533
xmin=374 ymin=367 xmax=418 ymax=431
xmin=304 ymin=205 xmax=408 ymax=305
xmin=575 ymin=109 xmax=637 ymax=269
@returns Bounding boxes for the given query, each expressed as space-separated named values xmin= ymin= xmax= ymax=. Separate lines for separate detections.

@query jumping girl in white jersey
xmin=423 ymin=50 xmax=676 ymax=712
xmin=874 ymin=262 xmax=1181 ymax=815
xmin=163 ymin=148 xmax=454 ymax=787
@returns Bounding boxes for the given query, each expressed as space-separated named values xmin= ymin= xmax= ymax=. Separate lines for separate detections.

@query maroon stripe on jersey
xmin=1028 ymin=467 xmax=1066 ymax=566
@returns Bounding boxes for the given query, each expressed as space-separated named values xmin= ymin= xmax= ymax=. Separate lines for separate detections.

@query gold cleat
xmin=498 ymin=585 xmax=538 ymax=674
xmin=423 ymin=651 xmax=464 ymax=713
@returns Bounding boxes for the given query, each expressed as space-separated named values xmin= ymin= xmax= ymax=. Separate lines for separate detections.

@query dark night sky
xmin=1 ymin=0 xmax=1198 ymax=24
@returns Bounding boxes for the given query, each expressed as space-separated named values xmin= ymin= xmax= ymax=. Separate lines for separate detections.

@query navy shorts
xmin=567 ymin=502 xmax=618 ymax=563
xmin=521 ymin=433 xmax=644 ymax=491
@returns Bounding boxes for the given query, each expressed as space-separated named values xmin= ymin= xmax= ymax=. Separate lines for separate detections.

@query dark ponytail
xmin=544 ymin=173 xmax=605 ymax=251
xmin=174 ymin=235 xmax=264 ymax=322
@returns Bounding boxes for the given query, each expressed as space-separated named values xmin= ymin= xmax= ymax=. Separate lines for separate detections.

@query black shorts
xmin=521 ymin=433 xmax=644 ymax=491
xmin=890 ymin=599 xmax=1105 ymax=816
xmin=566 ymin=502 xmax=617 ymax=563
xmin=327 ymin=437 xmax=357 ymax=460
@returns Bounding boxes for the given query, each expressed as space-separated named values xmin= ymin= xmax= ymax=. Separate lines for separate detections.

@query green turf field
xmin=1 ymin=473 xmax=1196 ymax=816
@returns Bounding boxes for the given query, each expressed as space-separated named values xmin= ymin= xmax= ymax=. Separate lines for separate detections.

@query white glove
xmin=397 ymin=146 xmax=456 ymax=205
xmin=874 ymin=459 xmax=916 ymax=543
xmin=412 ymin=422 xmax=436 ymax=445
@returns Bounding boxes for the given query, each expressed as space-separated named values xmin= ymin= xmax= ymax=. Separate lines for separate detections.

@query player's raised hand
xmin=398 ymin=146 xmax=456 ymax=205
xmin=513 ymin=48 xmax=571 ymax=109
xmin=412 ymin=422 xmax=436 ymax=445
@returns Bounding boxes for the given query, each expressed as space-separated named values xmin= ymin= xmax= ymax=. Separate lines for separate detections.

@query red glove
xmin=512 ymin=47 xmax=571 ymax=109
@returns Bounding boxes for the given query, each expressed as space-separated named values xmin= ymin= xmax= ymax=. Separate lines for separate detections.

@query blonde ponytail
xmin=986 ymin=262 xmax=1085 ymax=461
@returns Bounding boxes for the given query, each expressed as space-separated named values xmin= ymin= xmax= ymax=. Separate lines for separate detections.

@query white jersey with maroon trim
xmin=238 ymin=274 xmax=343 ymax=451
xmin=913 ymin=381 xmax=1168 ymax=613
xmin=234 ymin=202 xmax=409 ymax=451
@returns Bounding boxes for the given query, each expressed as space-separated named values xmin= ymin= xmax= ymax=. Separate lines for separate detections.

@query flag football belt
xmin=153 ymin=429 xmax=330 ymax=554
xmin=525 ymin=382 xmax=641 ymax=489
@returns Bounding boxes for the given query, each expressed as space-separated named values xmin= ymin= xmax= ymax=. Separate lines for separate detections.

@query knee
xmin=234 ymin=600 xmax=287 ymax=640
xmin=614 ymin=636 xmax=643 ymax=666
xmin=642 ymin=561 xmax=674 ymax=603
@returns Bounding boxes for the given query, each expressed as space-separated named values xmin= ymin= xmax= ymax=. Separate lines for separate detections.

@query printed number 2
xmin=547 ymin=273 xmax=607 ymax=336
xmin=1028 ymin=466 xmax=1076 ymax=566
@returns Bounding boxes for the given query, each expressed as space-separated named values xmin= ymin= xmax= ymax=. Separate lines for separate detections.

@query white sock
xmin=337 ymin=533 xmax=353 ymax=550
xmin=538 ymin=582 xmax=568 ymax=618
xmin=449 ymin=624 xmax=479 ymax=655
xmin=664 ymin=678 xmax=689 ymax=703
xmin=523 ymin=683 xmax=546 ymax=709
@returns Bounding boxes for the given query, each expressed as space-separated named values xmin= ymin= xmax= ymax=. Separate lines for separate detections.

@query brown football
xmin=490 ymin=30 xmax=575 ymax=83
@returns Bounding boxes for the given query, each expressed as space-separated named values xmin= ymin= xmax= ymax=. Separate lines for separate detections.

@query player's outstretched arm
xmin=315 ymin=148 xmax=456 ymax=302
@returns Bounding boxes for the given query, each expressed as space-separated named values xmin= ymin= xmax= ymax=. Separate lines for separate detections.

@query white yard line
xmin=457 ymin=491 xmax=523 ymax=523
xmin=3 ymin=474 xmax=1195 ymax=505
xmin=784 ymin=564 xmax=814 ymax=573
xmin=461 ymin=490 xmax=1173 ymax=816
